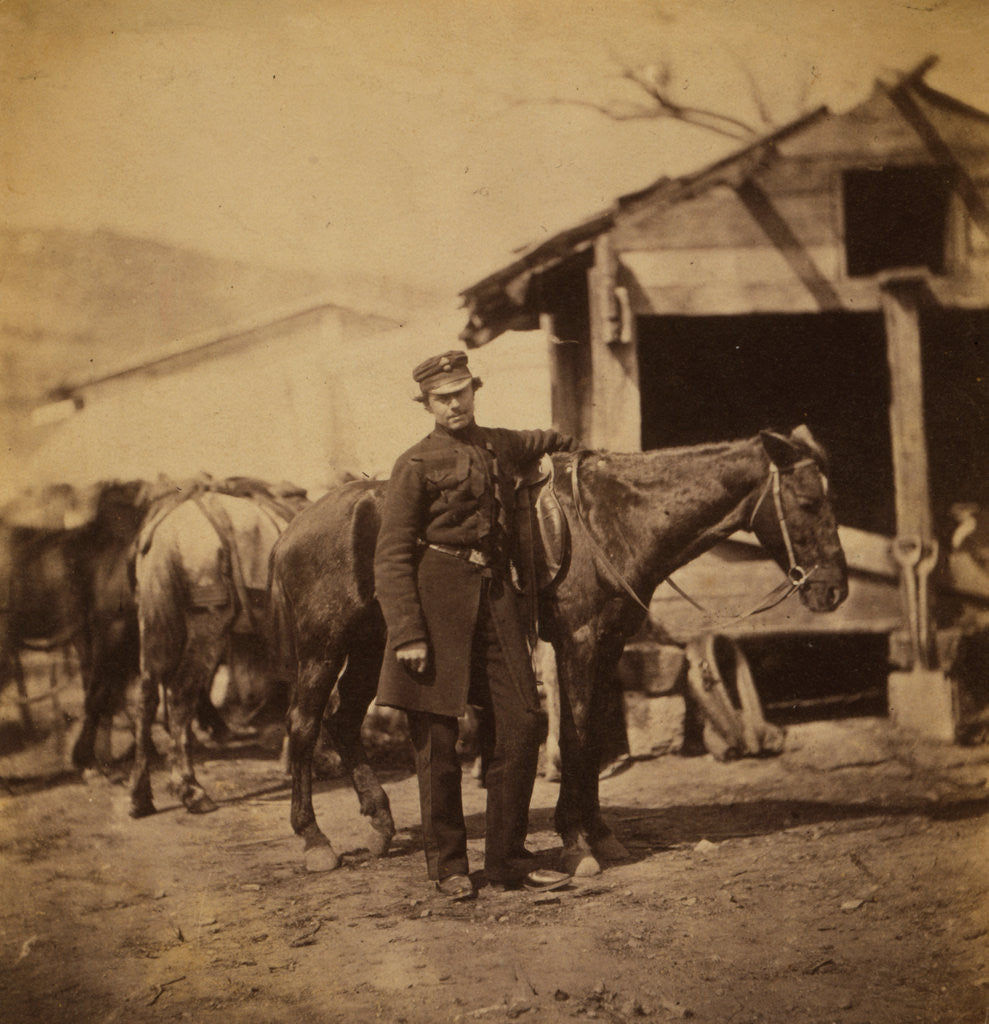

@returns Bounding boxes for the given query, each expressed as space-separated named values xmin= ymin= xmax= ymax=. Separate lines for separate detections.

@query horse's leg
xmin=535 ymin=640 xmax=562 ymax=782
xmin=49 ymin=647 xmax=69 ymax=762
xmin=72 ymin=712 xmax=98 ymax=770
xmin=194 ymin=685 xmax=229 ymax=742
xmin=289 ymin=651 xmax=345 ymax=872
xmin=164 ymin=610 xmax=229 ymax=814
xmin=98 ymin=615 xmax=141 ymax=773
xmin=72 ymin=623 xmax=114 ymax=772
xmin=585 ymin=673 xmax=632 ymax=863
xmin=10 ymin=653 xmax=35 ymax=737
xmin=128 ymin=668 xmax=160 ymax=817
xmin=91 ymin=714 xmax=116 ymax=771
xmin=553 ymin=629 xmax=629 ymax=876
xmin=555 ymin=675 xmax=602 ymax=875
xmin=322 ymin=619 xmax=394 ymax=858
xmin=73 ymin=621 xmax=94 ymax=747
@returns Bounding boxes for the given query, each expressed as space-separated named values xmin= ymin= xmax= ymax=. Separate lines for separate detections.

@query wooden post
xmin=587 ymin=235 xmax=641 ymax=451
xmin=542 ymin=313 xmax=581 ymax=440
xmin=880 ymin=274 xmax=957 ymax=741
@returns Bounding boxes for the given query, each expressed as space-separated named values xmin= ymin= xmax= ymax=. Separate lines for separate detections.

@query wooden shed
xmin=458 ymin=59 xmax=989 ymax=741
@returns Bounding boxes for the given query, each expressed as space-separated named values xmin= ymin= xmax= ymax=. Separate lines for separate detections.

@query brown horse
xmin=269 ymin=427 xmax=848 ymax=875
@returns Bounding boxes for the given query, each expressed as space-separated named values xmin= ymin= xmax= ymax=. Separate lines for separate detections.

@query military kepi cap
xmin=412 ymin=350 xmax=473 ymax=395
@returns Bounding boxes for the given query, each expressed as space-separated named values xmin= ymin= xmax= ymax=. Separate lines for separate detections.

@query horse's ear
xmin=759 ymin=429 xmax=800 ymax=469
xmin=790 ymin=424 xmax=831 ymax=473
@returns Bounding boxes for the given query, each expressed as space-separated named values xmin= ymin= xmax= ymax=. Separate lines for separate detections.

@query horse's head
xmin=749 ymin=427 xmax=848 ymax=613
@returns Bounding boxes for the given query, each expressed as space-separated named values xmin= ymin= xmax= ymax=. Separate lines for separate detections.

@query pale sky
xmin=3 ymin=0 xmax=988 ymax=305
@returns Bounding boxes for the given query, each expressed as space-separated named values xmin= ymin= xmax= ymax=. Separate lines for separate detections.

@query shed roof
xmin=458 ymin=56 xmax=989 ymax=347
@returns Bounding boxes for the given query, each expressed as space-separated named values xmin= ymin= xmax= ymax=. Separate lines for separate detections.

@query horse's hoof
xmin=760 ymin=724 xmax=786 ymax=754
xmin=561 ymin=850 xmax=601 ymax=877
xmin=591 ymin=834 xmax=630 ymax=862
xmin=129 ymin=801 xmax=156 ymax=819
xmin=185 ymin=794 xmax=219 ymax=814
xmin=304 ymin=844 xmax=341 ymax=873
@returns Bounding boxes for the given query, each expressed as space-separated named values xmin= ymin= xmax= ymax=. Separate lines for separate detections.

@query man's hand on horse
xmin=396 ymin=641 xmax=430 ymax=675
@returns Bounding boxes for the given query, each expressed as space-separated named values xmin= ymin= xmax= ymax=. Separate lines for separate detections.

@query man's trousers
xmin=406 ymin=577 xmax=542 ymax=882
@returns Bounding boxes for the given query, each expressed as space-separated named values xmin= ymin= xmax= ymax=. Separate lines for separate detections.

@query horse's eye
xmin=798 ymin=498 xmax=821 ymax=512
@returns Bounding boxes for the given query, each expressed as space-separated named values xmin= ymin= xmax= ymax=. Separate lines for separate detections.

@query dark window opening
xmin=843 ymin=165 xmax=953 ymax=277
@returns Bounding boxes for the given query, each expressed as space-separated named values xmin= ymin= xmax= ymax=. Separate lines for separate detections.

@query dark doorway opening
xmin=921 ymin=308 xmax=989 ymax=535
xmin=638 ymin=312 xmax=895 ymax=535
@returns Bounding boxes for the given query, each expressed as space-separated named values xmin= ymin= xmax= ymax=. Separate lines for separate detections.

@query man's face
xmin=426 ymin=383 xmax=475 ymax=431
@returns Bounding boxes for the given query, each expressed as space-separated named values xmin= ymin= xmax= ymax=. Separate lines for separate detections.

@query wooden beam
xmin=734 ymin=179 xmax=844 ymax=311
xmin=880 ymin=274 xmax=958 ymax=739
xmin=587 ymin=235 xmax=641 ymax=450
xmin=881 ymin=276 xmax=934 ymax=552
xmin=885 ymin=82 xmax=989 ymax=242
xmin=623 ymin=269 xmax=989 ymax=317
xmin=543 ymin=313 xmax=582 ymax=440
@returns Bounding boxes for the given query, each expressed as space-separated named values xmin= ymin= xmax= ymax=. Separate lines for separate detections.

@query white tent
xmin=2 ymin=299 xmax=552 ymax=501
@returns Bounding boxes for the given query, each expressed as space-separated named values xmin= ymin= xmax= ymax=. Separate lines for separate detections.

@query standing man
xmin=374 ymin=350 xmax=578 ymax=901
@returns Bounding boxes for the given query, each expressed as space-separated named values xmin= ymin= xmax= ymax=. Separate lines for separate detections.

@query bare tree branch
xmin=497 ymin=92 xmax=754 ymax=141
xmin=488 ymin=41 xmax=814 ymax=146
xmin=720 ymin=46 xmax=777 ymax=130
xmin=620 ymin=66 xmax=762 ymax=139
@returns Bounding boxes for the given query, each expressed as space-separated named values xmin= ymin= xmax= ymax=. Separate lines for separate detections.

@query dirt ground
xmin=1 ymin=670 xmax=988 ymax=1024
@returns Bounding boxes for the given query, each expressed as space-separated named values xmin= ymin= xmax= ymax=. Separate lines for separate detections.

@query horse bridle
xmin=745 ymin=457 xmax=821 ymax=591
xmin=567 ymin=451 xmax=821 ymax=622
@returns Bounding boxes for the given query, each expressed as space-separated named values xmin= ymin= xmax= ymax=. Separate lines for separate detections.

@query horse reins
xmin=567 ymin=451 xmax=820 ymax=624
xmin=568 ymin=452 xmax=654 ymax=616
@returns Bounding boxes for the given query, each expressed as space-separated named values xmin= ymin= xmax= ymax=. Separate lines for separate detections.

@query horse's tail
xmin=265 ymin=542 xmax=298 ymax=686
xmin=350 ymin=489 xmax=382 ymax=608
xmin=133 ymin=532 xmax=187 ymax=680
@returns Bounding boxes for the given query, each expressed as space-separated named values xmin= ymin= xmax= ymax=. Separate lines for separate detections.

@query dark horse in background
xmin=0 ymin=480 xmax=150 ymax=764
xmin=269 ymin=427 xmax=848 ymax=876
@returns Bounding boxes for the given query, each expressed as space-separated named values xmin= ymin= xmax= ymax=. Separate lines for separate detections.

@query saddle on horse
xmin=136 ymin=476 xmax=303 ymax=633
xmin=514 ymin=455 xmax=569 ymax=643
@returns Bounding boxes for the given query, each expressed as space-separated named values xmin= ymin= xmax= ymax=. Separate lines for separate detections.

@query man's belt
xmin=427 ymin=543 xmax=491 ymax=568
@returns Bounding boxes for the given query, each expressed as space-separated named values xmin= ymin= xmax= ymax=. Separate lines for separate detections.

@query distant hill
xmin=0 ymin=227 xmax=338 ymax=407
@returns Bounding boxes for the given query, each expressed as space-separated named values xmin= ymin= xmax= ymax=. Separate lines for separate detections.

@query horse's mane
xmin=575 ymin=427 xmax=829 ymax=484
xmin=572 ymin=437 xmax=761 ymax=490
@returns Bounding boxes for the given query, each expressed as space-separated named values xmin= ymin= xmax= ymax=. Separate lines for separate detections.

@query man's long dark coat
xmin=374 ymin=422 xmax=576 ymax=718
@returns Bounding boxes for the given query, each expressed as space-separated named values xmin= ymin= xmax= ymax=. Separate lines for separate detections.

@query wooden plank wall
xmin=611 ymin=88 xmax=989 ymax=318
